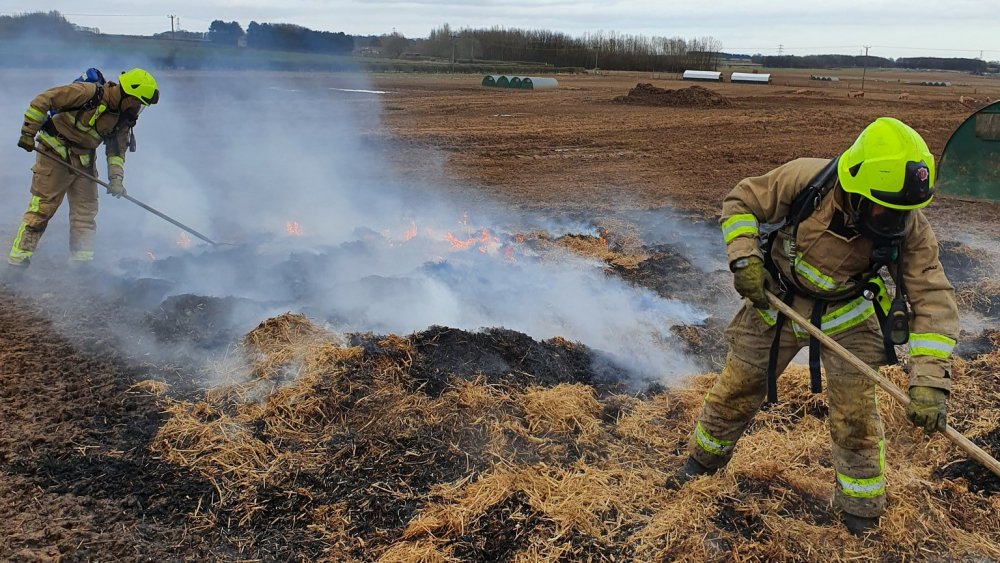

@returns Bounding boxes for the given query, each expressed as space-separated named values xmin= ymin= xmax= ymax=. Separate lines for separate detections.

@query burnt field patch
xmin=3 ymin=261 xmax=1000 ymax=561
xmin=0 ymin=289 xmax=230 ymax=560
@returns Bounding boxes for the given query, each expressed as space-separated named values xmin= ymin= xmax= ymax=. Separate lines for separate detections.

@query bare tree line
xmin=415 ymin=25 xmax=722 ymax=71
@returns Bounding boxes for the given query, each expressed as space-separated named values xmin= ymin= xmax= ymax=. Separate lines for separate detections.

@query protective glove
xmin=732 ymin=256 xmax=769 ymax=309
xmin=907 ymin=386 xmax=948 ymax=434
xmin=18 ymin=134 xmax=35 ymax=152
xmin=107 ymin=175 xmax=126 ymax=199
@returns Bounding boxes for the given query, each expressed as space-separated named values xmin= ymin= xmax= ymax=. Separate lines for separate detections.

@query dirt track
xmin=2 ymin=71 xmax=999 ymax=561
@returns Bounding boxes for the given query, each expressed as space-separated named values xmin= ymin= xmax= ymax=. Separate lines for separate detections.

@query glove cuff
xmin=909 ymin=368 xmax=952 ymax=393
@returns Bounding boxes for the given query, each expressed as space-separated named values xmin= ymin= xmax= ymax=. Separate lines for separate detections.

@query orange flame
xmin=445 ymin=228 xmax=502 ymax=253
xmin=503 ymin=244 xmax=516 ymax=262
xmin=598 ymin=227 xmax=609 ymax=247
xmin=477 ymin=229 xmax=499 ymax=253
xmin=176 ymin=231 xmax=192 ymax=248
xmin=286 ymin=221 xmax=303 ymax=237
xmin=445 ymin=232 xmax=477 ymax=250
xmin=403 ymin=221 xmax=418 ymax=241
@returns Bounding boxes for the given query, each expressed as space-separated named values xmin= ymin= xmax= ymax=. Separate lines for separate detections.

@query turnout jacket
xmin=21 ymin=82 xmax=139 ymax=181
xmin=720 ymin=157 xmax=959 ymax=392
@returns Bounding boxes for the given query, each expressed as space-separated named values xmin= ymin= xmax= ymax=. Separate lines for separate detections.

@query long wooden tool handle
xmin=765 ymin=290 xmax=1000 ymax=479
xmin=32 ymin=147 xmax=218 ymax=246
xmin=32 ymin=145 xmax=114 ymax=189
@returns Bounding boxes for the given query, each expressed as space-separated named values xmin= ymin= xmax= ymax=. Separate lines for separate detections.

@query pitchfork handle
xmin=31 ymin=146 xmax=218 ymax=246
xmin=764 ymin=290 xmax=1000 ymax=479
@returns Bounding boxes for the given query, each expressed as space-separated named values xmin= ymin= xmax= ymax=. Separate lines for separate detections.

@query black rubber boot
xmin=665 ymin=456 xmax=719 ymax=489
xmin=841 ymin=512 xmax=879 ymax=536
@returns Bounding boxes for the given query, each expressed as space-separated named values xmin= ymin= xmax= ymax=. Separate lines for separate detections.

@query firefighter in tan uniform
xmin=9 ymin=68 xmax=159 ymax=267
xmin=672 ymin=118 xmax=958 ymax=534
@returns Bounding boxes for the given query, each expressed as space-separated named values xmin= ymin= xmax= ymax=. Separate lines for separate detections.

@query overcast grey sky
xmin=6 ymin=1 xmax=999 ymax=59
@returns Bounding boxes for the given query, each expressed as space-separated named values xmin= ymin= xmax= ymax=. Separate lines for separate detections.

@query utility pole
xmin=860 ymin=45 xmax=870 ymax=92
xmin=168 ymin=14 xmax=176 ymax=39
xmin=778 ymin=43 xmax=783 ymax=56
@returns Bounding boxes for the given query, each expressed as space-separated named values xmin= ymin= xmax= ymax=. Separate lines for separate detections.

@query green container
xmin=496 ymin=75 xmax=510 ymax=88
xmin=482 ymin=75 xmax=497 ymax=87
xmin=509 ymin=76 xmax=523 ymax=89
xmin=938 ymin=101 xmax=1000 ymax=202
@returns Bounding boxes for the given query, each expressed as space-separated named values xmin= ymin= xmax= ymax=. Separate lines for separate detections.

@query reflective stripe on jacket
xmin=720 ymin=158 xmax=959 ymax=391
xmin=20 ymin=82 xmax=133 ymax=181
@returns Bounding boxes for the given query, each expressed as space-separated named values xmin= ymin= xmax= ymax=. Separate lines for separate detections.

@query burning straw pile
xmin=151 ymin=313 xmax=1000 ymax=561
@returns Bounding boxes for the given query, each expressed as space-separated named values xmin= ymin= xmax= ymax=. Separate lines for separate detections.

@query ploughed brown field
xmin=1 ymin=70 xmax=999 ymax=562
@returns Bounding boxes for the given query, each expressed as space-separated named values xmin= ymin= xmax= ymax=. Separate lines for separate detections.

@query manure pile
xmin=614 ymin=84 xmax=733 ymax=108
xmin=149 ymin=313 xmax=1000 ymax=562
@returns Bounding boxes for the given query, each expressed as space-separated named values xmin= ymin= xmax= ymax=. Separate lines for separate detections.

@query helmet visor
xmin=868 ymin=160 xmax=933 ymax=208
xmin=859 ymin=200 xmax=908 ymax=242
xmin=134 ymin=88 xmax=159 ymax=106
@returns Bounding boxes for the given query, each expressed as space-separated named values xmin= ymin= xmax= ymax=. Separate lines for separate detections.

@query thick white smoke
xmin=0 ymin=67 xmax=712 ymax=382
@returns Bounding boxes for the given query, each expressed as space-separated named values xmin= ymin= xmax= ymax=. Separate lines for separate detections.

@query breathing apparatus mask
xmin=849 ymin=196 xmax=909 ymax=247
xmin=847 ymin=159 xmax=934 ymax=247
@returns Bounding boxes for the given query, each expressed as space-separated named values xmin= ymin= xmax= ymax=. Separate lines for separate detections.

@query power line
xmin=871 ymin=45 xmax=1000 ymax=53
xmin=724 ymin=45 xmax=862 ymax=51
xmin=725 ymin=44 xmax=999 ymax=54
xmin=0 ymin=12 xmax=165 ymax=18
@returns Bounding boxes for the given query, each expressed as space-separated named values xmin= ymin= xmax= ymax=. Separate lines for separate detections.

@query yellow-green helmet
xmin=118 ymin=68 xmax=159 ymax=105
xmin=837 ymin=117 xmax=935 ymax=210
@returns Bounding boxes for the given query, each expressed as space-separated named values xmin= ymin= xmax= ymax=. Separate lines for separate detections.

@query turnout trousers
xmin=688 ymin=296 xmax=888 ymax=518
xmin=9 ymin=147 xmax=98 ymax=264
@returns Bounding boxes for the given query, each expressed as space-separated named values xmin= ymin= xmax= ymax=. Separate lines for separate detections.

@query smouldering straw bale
xmin=241 ymin=312 xmax=333 ymax=380
xmin=242 ymin=313 xmax=327 ymax=353
xmin=150 ymin=314 xmax=1000 ymax=561
xmin=519 ymin=383 xmax=602 ymax=436
xmin=129 ymin=379 xmax=168 ymax=395
xmin=153 ymin=401 xmax=277 ymax=487
xmin=376 ymin=540 xmax=456 ymax=563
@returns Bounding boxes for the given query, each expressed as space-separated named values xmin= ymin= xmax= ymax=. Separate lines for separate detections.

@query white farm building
xmin=730 ymin=72 xmax=772 ymax=84
xmin=682 ymin=70 xmax=723 ymax=82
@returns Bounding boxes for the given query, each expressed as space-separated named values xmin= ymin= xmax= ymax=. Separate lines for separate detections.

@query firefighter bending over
xmin=672 ymin=117 xmax=958 ymax=535
xmin=9 ymin=68 xmax=159 ymax=267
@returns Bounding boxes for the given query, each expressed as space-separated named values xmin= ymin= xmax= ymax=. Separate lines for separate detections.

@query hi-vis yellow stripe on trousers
xmin=694 ymin=422 xmax=734 ymax=457
xmin=837 ymin=441 xmax=885 ymax=498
